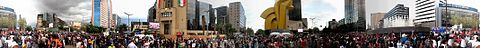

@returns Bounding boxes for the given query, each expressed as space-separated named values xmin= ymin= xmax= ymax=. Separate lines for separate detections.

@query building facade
xmin=344 ymin=0 xmax=366 ymax=28
xmin=228 ymin=2 xmax=246 ymax=32
xmin=370 ymin=13 xmax=385 ymax=30
xmin=215 ymin=6 xmax=228 ymax=26
xmin=439 ymin=4 xmax=479 ymax=27
xmin=187 ymin=1 xmax=214 ymax=30
xmin=91 ymin=0 xmax=115 ymax=28
xmin=414 ymin=0 xmax=446 ymax=27
xmin=148 ymin=2 xmax=157 ymax=22
xmin=383 ymin=4 xmax=412 ymax=28
xmin=0 ymin=6 xmax=16 ymax=28
xmin=414 ymin=0 xmax=478 ymax=28
xmin=287 ymin=18 xmax=308 ymax=30
xmin=156 ymin=0 xmax=218 ymax=39
xmin=36 ymin=13 xmax=66 ymax=32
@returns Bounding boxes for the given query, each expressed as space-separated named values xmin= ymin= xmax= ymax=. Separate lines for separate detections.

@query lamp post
xmin=124 ymin=12 xmax=133 ymax=33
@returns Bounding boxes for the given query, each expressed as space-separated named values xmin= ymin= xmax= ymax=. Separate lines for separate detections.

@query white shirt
xmin=128 ymin=42 xmax=137 ymax=48
xmin=192 ymin=43 xmax=196 ymax=47
xmin=448 ymin=39 xmax=454 ymax=46
xmin=432 ymin=40 xmax=437 ymax=48
xmin=76 ymin=42 xmax=82 ymax=48
xmin=472 ymin=41 xmax=480 ymax=47
xmin=7 ymin=40 xmax=17 ymax=48
xmin=461 ymin=39 xmax=466 ymax=47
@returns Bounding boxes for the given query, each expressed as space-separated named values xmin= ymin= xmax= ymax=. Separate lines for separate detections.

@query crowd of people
xmin=2 ymin=29 xmax=480 ymax=48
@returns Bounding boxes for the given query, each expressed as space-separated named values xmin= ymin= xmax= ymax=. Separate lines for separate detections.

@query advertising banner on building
xmin=149 ymin=23 xmax=160 ymax=29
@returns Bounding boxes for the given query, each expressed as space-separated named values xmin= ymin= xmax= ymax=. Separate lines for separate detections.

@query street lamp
xmin=124 ymin=12 xmax=133 ymax=32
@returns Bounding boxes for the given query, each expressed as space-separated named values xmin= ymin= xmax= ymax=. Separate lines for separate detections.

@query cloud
xmin=35 ymin=0 xmax=92 ymax=23
xmin=302 ymin=0 xmax=344 ymax=28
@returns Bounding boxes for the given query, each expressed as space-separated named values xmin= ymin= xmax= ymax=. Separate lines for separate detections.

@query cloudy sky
xmin=1 ymin=0 xmax=477 ymax=31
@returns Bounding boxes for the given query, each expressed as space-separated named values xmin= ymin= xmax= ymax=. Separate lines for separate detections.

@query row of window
xmin=161 ymin=12 xmax=172 ymax=17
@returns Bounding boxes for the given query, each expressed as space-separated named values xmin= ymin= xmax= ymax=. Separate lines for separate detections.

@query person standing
xmin=128 ymin=40 xmax=137 ymax=48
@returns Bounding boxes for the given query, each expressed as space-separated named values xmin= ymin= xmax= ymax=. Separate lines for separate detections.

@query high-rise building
xmin=91 ymin=0 xmax=115 ymax=28
xmin=187 ymin=1 xmax=214 ymax=30
xmin=370 ymin=13 xmax=385 ymax=30
xmin=345 ymin=0 xmax=366 ymax=29
xmin=115 ymin=14 xmax=122 ymax=25
xmin=36 ymin=13 xmax=66 ymax=32
xmin=148 ymin=1 xmax=157 ymax=22
xmin=215 ymin=6 xmax=228 ymax=26
xmin=414 ymin=0 xmax=446 ymax=27
xmin=383 ymin=4 xmax=411 ymax=28
xmin=228 ymin=2 xmax=246 ymax=32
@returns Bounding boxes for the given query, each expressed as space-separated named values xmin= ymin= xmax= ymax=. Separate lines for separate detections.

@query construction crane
xmin=260 ymin=0 xmax=302 ymax=34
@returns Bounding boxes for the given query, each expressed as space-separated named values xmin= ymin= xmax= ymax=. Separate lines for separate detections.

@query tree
xmin=82 ymin=24 xmax=106 ymax=33
xmin=255 ymin=29 xmax=266 ymax=35
xmin=450 ymin=15 xmax=479 ymax=28
xmin=246 ymin=28 xmax=254 ymax=35
xmin=25 ymin=26 xmax=33 ymax=31
xmin=19 ymin=17 xmax=27 ymax=30
xmin=0 ymin=17 xmax=14 ymax=28
xmin=311 ymin=27 xmax=320 ymax=33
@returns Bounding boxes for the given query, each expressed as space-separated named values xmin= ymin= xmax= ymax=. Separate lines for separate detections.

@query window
xmin=162 ymin=12 xmax=172 ymax=17
xmin=164 ymin=0 xmax=173 ymax=8
xmin=164 ymin=24 xmax=170 ymax=34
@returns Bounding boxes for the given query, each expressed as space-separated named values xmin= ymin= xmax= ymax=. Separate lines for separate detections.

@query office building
xmin=148 ymin=1 xmax=157 ymax=22
xmin=439 ymin=4 xmax=479 ymax=27
xmin=414 ymin=0 xmax=479 ymax=27
xmin=0 ymin=6 xmax=16 ymax=28
xmin=215 ymin=6 xmax=228 ymax=26
xmin=383 ymin=4 xmax=411 ymax=28
xmin=228 ymin=2 xmax=246 ymax=32
xmin=187 ymin=1 xmax=214 ymax=30
xmin=370 ymin=13 xmax=385 ymax=30
xmin=414 ymin=0 xmax=445 ymax=27
xmin=345 ymin=0 xmax=366 ymax=28
xmin=36 ymin=13 xmax=66 ymax=32
xmin=91 ymin=0 xmax=115 ymax=28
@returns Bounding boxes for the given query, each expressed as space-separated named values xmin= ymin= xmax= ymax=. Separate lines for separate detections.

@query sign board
xmin=149 ymin=23 xmax=160 ymax=29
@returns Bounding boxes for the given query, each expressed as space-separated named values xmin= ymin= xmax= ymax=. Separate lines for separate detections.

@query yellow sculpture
xmin=261 ymin=0 xmax=295 ymax=30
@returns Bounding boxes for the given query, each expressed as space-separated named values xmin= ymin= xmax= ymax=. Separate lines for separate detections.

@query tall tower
xmin=413 ymin=0 xmax=446 ymax=27
xmin=344 ymin=0 xmax=365 ymax=29
xmin=91 ymin=0 xmax=114 ymax=28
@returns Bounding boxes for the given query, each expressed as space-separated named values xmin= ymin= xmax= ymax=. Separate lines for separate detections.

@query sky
xmin=3 ymin=0 xmax=476 ymax=32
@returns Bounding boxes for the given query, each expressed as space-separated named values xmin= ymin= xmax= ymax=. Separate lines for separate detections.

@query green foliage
xmin=255 ymin=29 xmax=266 ymax=35
xmin=450 ymin=15 xmax=479 ymax=28
xmin=0 ymin=17 xmax=14 ymax=28
xmin=19 ymin=17 xmax=27 ymax=30
xmin=26 ymin=26 xmax=33 ymax=31
xmin=82 ymin=24 xmax=106 ymax=33
xmin=246 ymin=28 xmax=254 ymax=35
